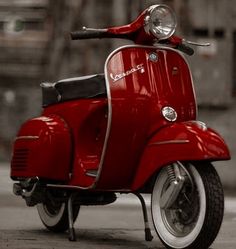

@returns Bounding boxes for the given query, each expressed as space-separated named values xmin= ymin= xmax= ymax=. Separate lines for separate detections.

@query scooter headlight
xmin=144 ymin=4 xmax=177 ymax=40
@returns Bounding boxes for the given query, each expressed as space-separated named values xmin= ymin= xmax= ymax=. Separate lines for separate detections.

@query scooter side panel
xmin=42 ymin=99 xmax=108 ymax=188
xmin=131 ymin=121 xmax=231 ymax=191
xmin=11 ymin=115 xmax=71 ymax=181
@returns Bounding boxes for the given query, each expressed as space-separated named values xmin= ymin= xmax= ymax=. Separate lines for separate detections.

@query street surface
xmin=1 ymin=164 xmax=236 ymax=249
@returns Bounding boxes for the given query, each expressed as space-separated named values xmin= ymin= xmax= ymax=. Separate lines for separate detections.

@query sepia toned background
xmin=0 ymin=0 xmax=235 ymax=189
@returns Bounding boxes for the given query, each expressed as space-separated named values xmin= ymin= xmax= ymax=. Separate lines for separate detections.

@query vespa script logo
xmin=110 ymin=64 xmax=145 ymax=82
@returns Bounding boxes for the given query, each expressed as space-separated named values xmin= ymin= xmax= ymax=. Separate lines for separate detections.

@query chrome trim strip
xmin=92 ymin=46 xmax=117 ymax=187
xmin=15 ymin=136 xmax=39 ymax=141
xmin=47 ymin=184 xmax=89 ymax=190
xmin=73 ymin=46 xmax=124 ymax=190
xmin=73 ymin=44 xmax=195 ymax=190
xmin=149 ymin=140 xmax=190 ymax=146
xmin=46 ymin=183 xmax=130 ymax=192
xmin=85 ymin=170 xmax=98 ymax=177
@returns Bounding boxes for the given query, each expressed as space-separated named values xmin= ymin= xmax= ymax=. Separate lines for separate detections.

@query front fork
xmin=160 ymin=161 xmax=192 ymax=209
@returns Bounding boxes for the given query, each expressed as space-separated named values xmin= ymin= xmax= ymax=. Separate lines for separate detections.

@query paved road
xmin=1 ymin=164 xmax=236 ymax=249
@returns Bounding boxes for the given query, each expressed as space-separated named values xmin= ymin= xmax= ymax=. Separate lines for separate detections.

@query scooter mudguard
xmin=131 ymin=121 xmax=230 ymax=191
xmin=11 ymin=115 xmax=71 ymax=181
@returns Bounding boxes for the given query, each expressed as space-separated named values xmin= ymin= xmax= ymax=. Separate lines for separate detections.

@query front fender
xmin=131 ymin=121 xmax=230 ymax=191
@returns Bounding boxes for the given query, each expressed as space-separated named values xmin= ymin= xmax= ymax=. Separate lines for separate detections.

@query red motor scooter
xmin=11 ymin=5 xmax=230 ymax=249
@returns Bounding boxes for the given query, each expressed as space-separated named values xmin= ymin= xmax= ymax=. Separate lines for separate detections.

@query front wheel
xmin=151 ymin=162 xmax=224 ymax=249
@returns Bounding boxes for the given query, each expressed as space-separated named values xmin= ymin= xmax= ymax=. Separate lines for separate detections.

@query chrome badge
xmin=162 ymin=106 xmax=177 ymax=122
xmin=110 ymin=64 xmax=145 ymax=82
xmin=148 ymin=52 xmax=158 ymax=62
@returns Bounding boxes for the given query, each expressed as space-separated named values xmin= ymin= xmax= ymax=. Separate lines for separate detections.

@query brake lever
xmin=183 ymin=39 xmax=211 ymax=47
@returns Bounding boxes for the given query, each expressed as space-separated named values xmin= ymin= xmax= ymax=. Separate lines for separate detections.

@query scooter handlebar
xmin=70 ymin=28 xmax=109 ymax=40
xmin=71 ymin=29 xmax=195 ymax=56
xmin=70 ymin=27 xmax=130 ymax=40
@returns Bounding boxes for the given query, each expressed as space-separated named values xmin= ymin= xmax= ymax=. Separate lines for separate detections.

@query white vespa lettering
xmin=110 ymin=64 xmax=145 ymax=82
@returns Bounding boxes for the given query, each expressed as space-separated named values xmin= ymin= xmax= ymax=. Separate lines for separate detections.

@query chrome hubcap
xmin=161 ymin=172 xmax=200 ymax=237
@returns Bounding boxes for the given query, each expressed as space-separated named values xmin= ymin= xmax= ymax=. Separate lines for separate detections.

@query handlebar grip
xmin=177 ymin=43 xmax=194 ymax=56
xmin=70 ymin=29 xmax=108 ymax=40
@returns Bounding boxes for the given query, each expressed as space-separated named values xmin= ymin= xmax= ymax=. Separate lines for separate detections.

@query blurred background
xmin=0 ymin=0 xmax=235 ymax=190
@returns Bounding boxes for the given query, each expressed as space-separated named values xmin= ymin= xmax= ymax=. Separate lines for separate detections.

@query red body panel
xmin=131 ymin=121 xmax=230 ymax=190
xmin=96 ymin=46 xmax=197 ymax=190
xmin=43 ymin=99 xmax=108 ymax=187
xmin=11 ymin=115 xmax=71 ymax=181
xmin=11 ymin=99 xmax=107 ymax=186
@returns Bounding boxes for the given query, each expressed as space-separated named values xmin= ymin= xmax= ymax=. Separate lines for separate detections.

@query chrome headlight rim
xmin=145 ymin=4 xmax=177 ymax=41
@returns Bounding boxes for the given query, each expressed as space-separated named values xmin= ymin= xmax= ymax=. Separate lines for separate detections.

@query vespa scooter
xmin=11 ymin=5 xmax=230 ymax=249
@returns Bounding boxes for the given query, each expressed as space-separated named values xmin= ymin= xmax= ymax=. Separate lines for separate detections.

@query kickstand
xmin=134 ymin=193 xmax=153 ymax=242
xmin=68 ymin=194 xmax=76 ymax=241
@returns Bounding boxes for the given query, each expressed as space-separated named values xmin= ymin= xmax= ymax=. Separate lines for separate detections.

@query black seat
xmin=41 ymin=74 xmax=106 ymax=107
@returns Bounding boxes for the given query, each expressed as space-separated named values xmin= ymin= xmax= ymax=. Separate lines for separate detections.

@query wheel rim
xmin=37 ymin=202 xmax=66 ymax=227
xmin=151 ymin=164 xmax=206 ymax=248
xmin=161 ymin=176 xmax=200 ymax=237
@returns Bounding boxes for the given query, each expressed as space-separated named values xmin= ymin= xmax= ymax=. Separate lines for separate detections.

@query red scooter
xmin=11 ymin=5 xmax=230 ymax=249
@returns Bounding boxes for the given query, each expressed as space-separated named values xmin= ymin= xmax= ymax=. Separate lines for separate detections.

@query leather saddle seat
xmin=41 ymin=74 xmax=106 ymax=107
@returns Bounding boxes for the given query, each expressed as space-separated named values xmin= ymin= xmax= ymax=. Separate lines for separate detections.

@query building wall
xmin=0 ymin=0 xmax=50 ymax=160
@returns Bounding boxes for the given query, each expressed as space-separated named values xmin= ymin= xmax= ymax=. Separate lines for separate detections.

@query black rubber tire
xmin=37 ymin=200 xmax=80 ymax=233
xmin=190 ymin=163 xmax=224 ymax=249
xmin=151 ymin=162 xmax=224 ymax=249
